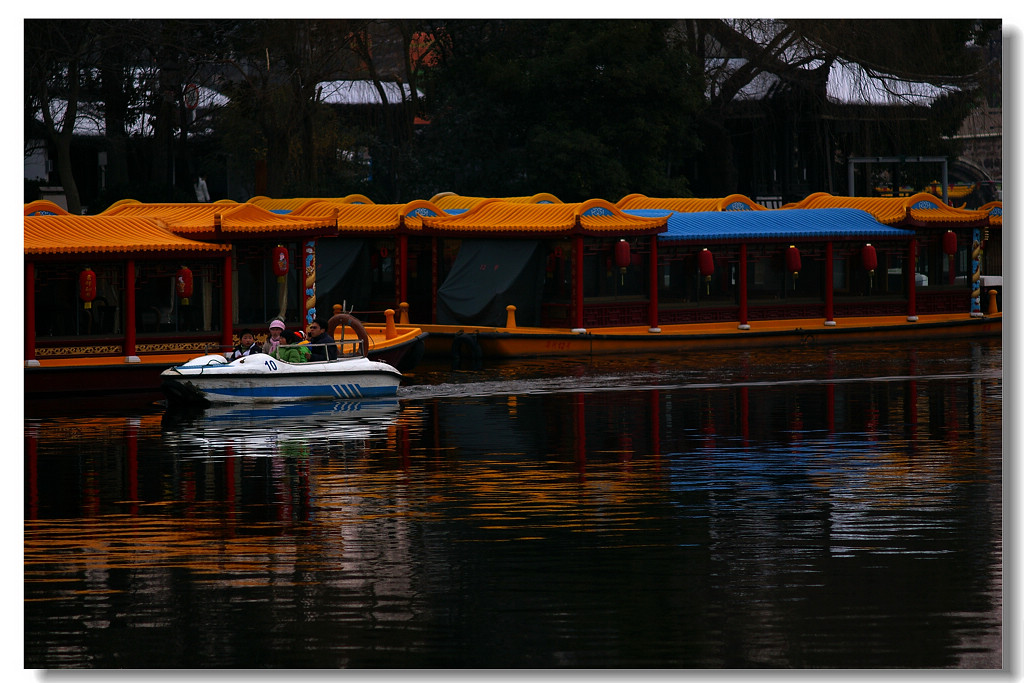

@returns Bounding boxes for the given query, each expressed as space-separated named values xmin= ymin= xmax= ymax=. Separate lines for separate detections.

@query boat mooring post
xmin=505 ymin=305 xmax=517 ymax=329
xmin=385 ymin=309 xmax=397 ymax=339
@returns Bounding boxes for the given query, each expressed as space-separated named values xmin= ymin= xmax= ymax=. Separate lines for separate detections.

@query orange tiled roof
xmin=292 ymin=200 xmax=450 ymax=233
xmin=903 ymin=193 xmax=990 ymax=226
xmin=420 ymin=198 xmax=667 ymax=236
xmin=101 ymin=202 xmax=338 ymax=239
xmin=979 ymin=201 xmax=1002 ymax=227
xmin=429 ymin=193 xmax=564 ymax=211
xmin=25 ymin=215 xmax=232 ymax=257
xmin=25 ymin=200 xmax=70 ymax=216
xmin=782 ymin=192 xmax=990 ymax=227
xmin=248 ymin=194 xmax=375 ymax=212
xmin=616 ymin=193 xmax=767 ymax=212
xmin=924 ymin=183 xmax=977 ymax=200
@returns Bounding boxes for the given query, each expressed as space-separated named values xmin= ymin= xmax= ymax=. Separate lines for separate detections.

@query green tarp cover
xmin=437 ymin=240 xmax=546 ymax=327
xmin=316 ymin=238 xmax=370 ymax=312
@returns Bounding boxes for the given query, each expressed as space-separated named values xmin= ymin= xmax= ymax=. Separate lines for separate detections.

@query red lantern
xmin=176 ymin=266 xmax=193 ymax=306
xmin=942 ymin=231 xmax=957 ymax=284
xmin=861 ymin=244 xmax=877 ymax=273
xmin=614 ymin=240 xmax=631 ymax=270
xmin=79 ymin=268 xmax=97 ymax=310
xmin=699 ymin=248 xmax=714 ymax=294
xmin=861 ymin=243 xmax=877 ymax=290
xmin=785 ymin=245 xmax=802 ymax=276
xmin=614 ymin=239 xmax=631 ymax=284
xmin=942 ymin=231 xmax=957 ymax=256
xmin=272 ymin=245 xmax=289 ymax=282
xmin=699 ymin=248 xmax=715 ymax=278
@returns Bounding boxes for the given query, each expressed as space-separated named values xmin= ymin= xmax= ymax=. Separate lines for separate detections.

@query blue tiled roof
xmin=623 ymin=208 xmax=915 ymax=242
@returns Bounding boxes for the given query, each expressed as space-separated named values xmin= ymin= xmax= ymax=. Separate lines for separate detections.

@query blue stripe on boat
xmin=200 ymin=384 xmax=397 ymax=400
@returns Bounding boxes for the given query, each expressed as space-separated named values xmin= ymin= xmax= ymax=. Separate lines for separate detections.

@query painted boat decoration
xmin=161 ymin=352 xmax=404 ymax=405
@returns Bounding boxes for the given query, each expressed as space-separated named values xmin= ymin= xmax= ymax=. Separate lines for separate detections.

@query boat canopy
xmin=421 ymin=199 xmax=668 ymax=237
xmin=429 ymin=193 xmax=564 ymax=211
xmin=616 ymin=193 xmax=767 ymax=212
xmin=25 ymin=200 xmax=71 ymax=216
xmin=291 ymin=200 xmax=449 ymax=233
xmin=248 ymin=194 xmax=376 ymax=214
xmin=24 ymin=214 xmax=232 ymax=258
xmin=631 ymin=207 xmax=916 ymax=244
xmin=100 ymin=202 xmax=338 ymax=240
xmin=979 ymin=201 xmax=1002 ymax=227
xmin=783 ymin=192 xmax=991 ymax=228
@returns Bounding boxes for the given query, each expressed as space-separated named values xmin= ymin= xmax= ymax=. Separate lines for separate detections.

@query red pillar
xmin=648 ymin=235 xmax=659 ymax=332
xmin=25 ymin=261 xmax=36 ymax=362
xmin=572 ymin=235 xmax=585 ymax=331
xmin=824 ymin=242 xmax=836 ymax=326
xmin=125 ymin=259 xmax=137 ymax=357
xmin=906 ymin=238 xmax=918 ymax=321
xmin=221 ymin=252 xmax=234 ymax=350
xmin=738 ymin=243 xmax=749 ymax=329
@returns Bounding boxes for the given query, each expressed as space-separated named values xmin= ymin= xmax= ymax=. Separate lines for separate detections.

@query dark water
xmin=24 ymin=339 xmax=1003 ymax=669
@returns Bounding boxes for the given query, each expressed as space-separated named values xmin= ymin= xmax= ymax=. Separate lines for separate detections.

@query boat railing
xmin=334 ymin=338 xmax=365 ymax=357
xmin=276 ymin=339 xmax=365 ymax=360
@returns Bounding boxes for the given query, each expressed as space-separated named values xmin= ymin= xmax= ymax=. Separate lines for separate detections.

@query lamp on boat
xmin=614 ymin=239 xmax=631 ymax=285
xmin=785 ymin=245 xmax=801 ymax=288
xmin=79 ymin=267 xmax=96 ymax=310
xmin=272 ymin=245 xmax=289 ymax=283
xmin=699 ymin=248 xmax=714 ymax=294
xmin=175 ymin=266 xmax=193 ymax=306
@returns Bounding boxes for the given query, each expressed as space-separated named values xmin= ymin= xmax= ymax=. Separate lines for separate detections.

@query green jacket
xmin=272 ymin=343 xmax=310 ymax=363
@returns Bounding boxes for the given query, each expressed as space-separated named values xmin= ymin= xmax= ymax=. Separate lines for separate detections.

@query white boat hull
xmin=160 ymin=353 xmax=404 ymax=404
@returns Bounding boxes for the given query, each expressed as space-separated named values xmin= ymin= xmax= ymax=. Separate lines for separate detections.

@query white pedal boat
xmin=161 ymin=352 xmax=405 ymax=405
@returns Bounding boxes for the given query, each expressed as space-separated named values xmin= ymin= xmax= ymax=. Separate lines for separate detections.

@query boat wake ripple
xmin=397 ymin=369 xmax=1001 ymax=402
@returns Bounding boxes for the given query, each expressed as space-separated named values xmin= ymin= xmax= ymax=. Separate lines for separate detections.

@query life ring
xmin=327 ymin=313 xmax=370 ymax=357
xmin=451 ymin=332 xmax=483 ymax=370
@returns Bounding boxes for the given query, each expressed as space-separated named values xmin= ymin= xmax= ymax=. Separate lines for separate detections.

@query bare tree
xmin=25 ymin=20 xmax=98 ymax=214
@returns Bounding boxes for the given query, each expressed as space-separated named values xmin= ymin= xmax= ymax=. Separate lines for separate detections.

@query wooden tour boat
xmin=24 ymin=190 xmax=1002 ymax=394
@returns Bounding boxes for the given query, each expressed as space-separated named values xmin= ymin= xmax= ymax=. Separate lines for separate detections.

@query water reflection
xmin=24 ymin=340 xmax=1001 ymax=668
xmin=161 ymin=398 xmax=402 ymax=457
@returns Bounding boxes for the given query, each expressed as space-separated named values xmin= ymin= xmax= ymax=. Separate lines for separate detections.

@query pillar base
xmin=738 ymin=323 xmax=750 ymax=330
xmin=906 ymin=315 xmax=918 ymax=322
xmin=971 ymin=312 xmax=984 ymax=318
xmin=125 ymin=355 xmax=141 ymax=364
xmin=824 ymin=320 xmax=837 ymax=327
xmin=25 ymin=359 xmax=40 ymax=367
xmin=571 ymin=328 xmax=587 ymax=334
xmin=648 ymin=327 xmax=661 ymax=334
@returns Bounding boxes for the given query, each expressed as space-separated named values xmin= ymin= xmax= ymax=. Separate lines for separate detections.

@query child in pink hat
xmin=261 ymin=319 xmax=286 ymax=355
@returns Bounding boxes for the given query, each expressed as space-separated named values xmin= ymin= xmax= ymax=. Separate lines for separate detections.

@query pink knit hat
xmin=269 ymin=319 xmax=285 ymax=330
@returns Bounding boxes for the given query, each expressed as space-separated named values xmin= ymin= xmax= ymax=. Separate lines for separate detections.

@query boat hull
xmin=25 ymin=326 xmax=426 ymax=399
xmin=422 ymin=313 xmax=1002 ymax=361
xmin=160 ymin=353 xmax=404 ymax=405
